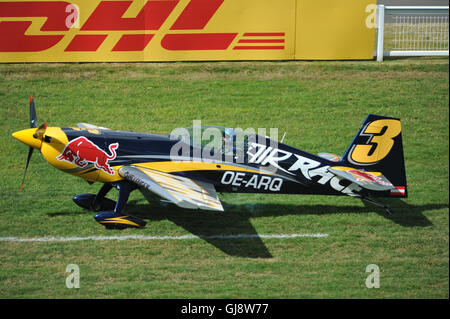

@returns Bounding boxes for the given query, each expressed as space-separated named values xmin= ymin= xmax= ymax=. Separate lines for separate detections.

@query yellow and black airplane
xmin=12 ymin=97 xmax=407 ymax=229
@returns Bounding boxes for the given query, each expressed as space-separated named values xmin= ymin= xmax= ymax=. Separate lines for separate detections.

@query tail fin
xmin=340 ymin=114 xmax=407 ymax=197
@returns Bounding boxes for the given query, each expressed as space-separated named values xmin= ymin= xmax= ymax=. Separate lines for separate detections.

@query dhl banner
xmin=0 ymin=0 xmax=376 ymax=62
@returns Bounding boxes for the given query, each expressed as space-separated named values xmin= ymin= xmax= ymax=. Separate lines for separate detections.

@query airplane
xmin=12 ymin=97 xmax=407 ymax=229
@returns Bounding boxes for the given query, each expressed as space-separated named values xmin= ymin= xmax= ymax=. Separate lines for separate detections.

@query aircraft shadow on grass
xmin=121 ymin=198 xmax=443 ymax=258
xmin=48 ymin=198 xmax=445 ymax=258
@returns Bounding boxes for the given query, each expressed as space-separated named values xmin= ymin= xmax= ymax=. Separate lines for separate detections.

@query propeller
xmin=19 ymin=96 xmax=45 ymax=191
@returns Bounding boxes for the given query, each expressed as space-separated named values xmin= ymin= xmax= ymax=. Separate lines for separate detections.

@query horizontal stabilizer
xmin=328 ymin=166 xmax=395 ymax=191
xmin=318 ymin=153 xmax=341 ymax=162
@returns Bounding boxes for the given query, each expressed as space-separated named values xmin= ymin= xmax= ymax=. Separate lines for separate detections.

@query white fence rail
xmin=376 ymin=5 xmax=449 ymax=61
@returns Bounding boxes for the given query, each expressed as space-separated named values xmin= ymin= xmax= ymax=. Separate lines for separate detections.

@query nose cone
xmin=12 ymin=128 xmax=42 ymax=150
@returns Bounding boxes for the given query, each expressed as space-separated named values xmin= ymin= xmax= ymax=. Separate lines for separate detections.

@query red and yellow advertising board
xmin=0 ymin=0 xmax=376 ymax=62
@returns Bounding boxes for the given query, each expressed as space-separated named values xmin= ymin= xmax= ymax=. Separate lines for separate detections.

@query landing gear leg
xmin=114 ymin=182 xmax=134 ymax=215
xmin=91 ymin=183 xmax=115 ymax=211
xmin=94 ymin=181 xmax=147 ymax=229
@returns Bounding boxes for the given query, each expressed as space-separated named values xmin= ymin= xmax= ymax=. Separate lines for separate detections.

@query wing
xmin=118 ymin=165 xmax=223 ymax=211
xmin=328 ymin=166 xmax=395 ymax=191
xmin=77 ymin=123 xmax=110 ymax=130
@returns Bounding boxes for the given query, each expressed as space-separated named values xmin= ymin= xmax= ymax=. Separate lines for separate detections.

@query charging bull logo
xmin=57 ymin=137 xmax=118 ymax=175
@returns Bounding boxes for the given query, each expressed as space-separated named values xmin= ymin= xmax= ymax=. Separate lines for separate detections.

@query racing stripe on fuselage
xmin=61 ymin=164 xmax=95 ymax=173
xmin=132 ymin=161 xmax=267 ymax=175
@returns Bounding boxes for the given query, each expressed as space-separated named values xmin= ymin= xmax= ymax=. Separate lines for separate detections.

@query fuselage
xmin=13 ymin=125 xmax=364 ymax=197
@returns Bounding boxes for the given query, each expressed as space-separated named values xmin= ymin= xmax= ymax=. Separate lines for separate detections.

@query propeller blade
xmin=30 ymin=96 xmax=37 ymax=128
xmin=20 ymin=147 xmax=34 ymax=191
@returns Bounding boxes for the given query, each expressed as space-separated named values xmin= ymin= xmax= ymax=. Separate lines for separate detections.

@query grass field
xmin=0 ymin=58 xmax=448 ymax=299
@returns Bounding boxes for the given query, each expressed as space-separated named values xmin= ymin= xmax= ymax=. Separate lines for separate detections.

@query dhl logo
xmin=0 ymin=0 xmax=286 ymax=52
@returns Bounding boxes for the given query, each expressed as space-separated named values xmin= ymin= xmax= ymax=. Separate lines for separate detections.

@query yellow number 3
xmin=350 ymin=119 xmax=401 ymax=164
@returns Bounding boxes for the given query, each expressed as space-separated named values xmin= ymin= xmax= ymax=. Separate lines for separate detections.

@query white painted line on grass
xmin=0 ymin=233 xmax=328 ymax=242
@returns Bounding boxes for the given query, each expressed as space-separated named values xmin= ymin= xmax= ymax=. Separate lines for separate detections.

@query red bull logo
xmin=56 ymin=136 xmax=118 ymax=175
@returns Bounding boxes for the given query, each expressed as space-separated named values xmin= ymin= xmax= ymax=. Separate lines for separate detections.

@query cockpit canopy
xmin=169 ymin=125 xmax=251 ymax=156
